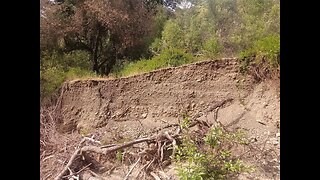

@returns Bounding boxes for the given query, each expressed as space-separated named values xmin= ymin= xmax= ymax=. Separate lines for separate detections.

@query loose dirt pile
xmin=41 ymin=58 xmax=280 ymax=180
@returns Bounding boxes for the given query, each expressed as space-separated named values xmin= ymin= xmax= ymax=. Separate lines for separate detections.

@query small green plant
xmin=116 ymin=150 xmax=123 ymax=163
xmin=180 ymin=111 xmax=192 ymax=129
xmin=79 ymin=126 xmax=93 ymax=136
xmin=175 ymin=125 xmax=253 ymax=180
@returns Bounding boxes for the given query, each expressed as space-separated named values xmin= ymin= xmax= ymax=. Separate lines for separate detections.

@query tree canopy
xmin=40 ymin=0 xmax=280 ymax=102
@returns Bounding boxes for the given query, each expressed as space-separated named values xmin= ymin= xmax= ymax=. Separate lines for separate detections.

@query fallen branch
xmin=206 ymin=98 xmax=234 ymax=113
xmin=82 ymin=137 xmax=155 ymax=155
xmin=150 ymin=172 xmax=161 ymax=180
xmin=83 ymin=136 xmax=102 ymax=145
xmin=42 ymin=155 xmax=54 ymax=162
xmin=151 ymin=123 xmax=180 ymax=134
xmin=54 ymin=149 xmax=81 ymax=180
xmin=163 ymin=131 xmax=177 ymax=159
xmin=55 ymin=127 xmax=184 ymax=180
xmin=54 ymin=136 xmax=156 ymax=180
xmin=62 ymin=163 xmax=92 ymax=179
xmin=123 ymin=156 xmax=141 ymax=180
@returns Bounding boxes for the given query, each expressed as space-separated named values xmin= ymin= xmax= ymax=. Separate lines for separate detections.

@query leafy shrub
xmin=240 ymin=34 xmax=280 ymax=70
xmin=40 ymin=66 xmax=66 ymax=99
xmin=253 ymin=34 xmax=280 ymax=67
xmin=155 ymin=48 xmax=193 ymax=67
xmin=175 ymin=124 xmax=253 ymax=180
xmin=118 ymin=48 xmax=193 ymax=77
xmin=40 ymin=50 xmax=97 ymax=102
xmin=150 ymin=37 xmax=163 ymax=54
xmin=161 ymin=20 xmax=184 ymax=50
xmin=203 ymin=36 xmax=222 ymax=57
xmin=64 ymin=67 xmax=97 ymax=80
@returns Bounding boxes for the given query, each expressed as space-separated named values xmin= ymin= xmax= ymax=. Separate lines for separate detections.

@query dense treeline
xmin=40 ymin=0 xmax=280 ymax=102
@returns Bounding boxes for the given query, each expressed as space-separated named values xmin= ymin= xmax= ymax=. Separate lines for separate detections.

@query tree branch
xmin=54 ymin=136 xmax=155 ymax=180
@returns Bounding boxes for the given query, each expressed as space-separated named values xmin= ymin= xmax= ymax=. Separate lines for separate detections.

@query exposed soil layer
xmin=48 ymin=58 xmax=279 ymax=180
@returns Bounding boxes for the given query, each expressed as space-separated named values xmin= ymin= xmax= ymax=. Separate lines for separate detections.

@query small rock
xmin=250 ymin=137 xmax=258 ymax=143
xmin=196 ymin=79 xmax=202 ymax=82
xmin=257 ymin=120 xmax=266 ymax=125
xmin=270 ymin=138 xmax=279 ymax=145
xmin=191 ymin=103 xmax=196 ymax=108
xmin=263 ymin=102 xmax=268 ymax=108
xmin=264 ymin=131 xmax=270 ymax=136
xmin=276 ymin=133 xmax=280 ymax=138
xmin=262 ymin=160 xmax=267 ymax=165
xmin=141 ymin=113 xmax=148 ymax=118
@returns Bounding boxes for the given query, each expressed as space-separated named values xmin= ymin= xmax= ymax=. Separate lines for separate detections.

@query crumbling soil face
xmin=44 ymin=58 xmax=279 ymax=180
xmin=56 ymin=59 xmax=255 ymax=133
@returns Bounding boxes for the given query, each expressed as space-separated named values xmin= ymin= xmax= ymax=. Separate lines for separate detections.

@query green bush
xmin=65 ymin=67 xmax=97 ymax=80
xmin=203 ymin=36 xmax=222 ymax=58
xmin=40 ymin=50 xmax=97 ymax=102
xmin=253 ymin=34 xmax=280 ymax=67
xmin=40 ymin=66 xmax=66 ymax=99
xmin=118 ymin=48 xmax=193 ymax=77
xmin=240 ymin=34 xmax=280 ymax=68
xmin=150 ymin=37 xmax=163 ymax=54
xmin=176 ymin=124 xmax=253 ymax=180
xmin=161 ymin=20 xmax=184 ymax=50
xmin=156 ymin=48 xmax=193 ymax=67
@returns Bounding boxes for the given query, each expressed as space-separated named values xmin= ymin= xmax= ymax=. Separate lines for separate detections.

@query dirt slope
xmin=56 ymin=59 xmax=255 ymax=132
xmin=51 ymin=58 xmax=280 ymax=180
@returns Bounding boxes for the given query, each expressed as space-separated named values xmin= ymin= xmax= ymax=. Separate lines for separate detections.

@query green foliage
xmin=65 ymin=67 xmax=97 ymax=80
xmin=204 ymin=127 xmax=249 ymax=147
xmin=117 ymin=48 xmax=193 ymax=77
xmin=161 ymin=20 xmax=184 ymax=50
xmin=157 ymin=48 xmax=193 ymax=67
xmin=40 ymin=50 xmax=98 ymax=101
xmin=175 ymin=125 xmax=253 ymax=180
xmin=116 ymin=150 xmax=123 ymax=163
xmin=40 ymin=66 xmax=66 ymax=99
xmin=240 ymin=34 xmax=280 ymax=68
xmin=202 ymin=36 xmax=222 ymax=58
xmin=152 ymin=0 xmax=280 ymax=67
xmin=180 ymin=112 xmax=192 ymax=129
xmin=150 ymin=38 xmax=163 ymax=54
xmin=230 ymin=0 xmax=279 ymax=52
xmin=156 ymin=5 xmax=220 ymax=55
xmin=40 ymin=0 xmax=280 ymax=103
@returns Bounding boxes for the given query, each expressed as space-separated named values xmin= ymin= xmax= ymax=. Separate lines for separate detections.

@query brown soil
xmin=41 ymin=58 xmax=280 ymax=180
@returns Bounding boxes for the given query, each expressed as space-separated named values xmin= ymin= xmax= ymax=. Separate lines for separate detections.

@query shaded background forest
xmin=40 ymin=0 xmax=280 ymax=103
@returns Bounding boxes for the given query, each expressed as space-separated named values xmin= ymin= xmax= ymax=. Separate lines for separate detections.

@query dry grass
xmin=40 ymin=106 xmax=81 ymax=180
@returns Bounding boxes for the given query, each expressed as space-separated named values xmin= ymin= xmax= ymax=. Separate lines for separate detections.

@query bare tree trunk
xmin=92 ymin=58 xmax=99 ymax=74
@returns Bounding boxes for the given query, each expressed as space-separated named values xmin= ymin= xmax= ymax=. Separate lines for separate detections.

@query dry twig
xmin=123 ymin=156 xmax=141 ymax=180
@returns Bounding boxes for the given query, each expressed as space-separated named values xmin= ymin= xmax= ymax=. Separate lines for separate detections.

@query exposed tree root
xmin=54 ymin=124 xmax=184 ymax=180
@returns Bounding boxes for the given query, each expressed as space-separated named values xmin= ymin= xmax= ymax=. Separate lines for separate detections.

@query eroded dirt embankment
xmin=56 ymin=59 xmax=255 ymax=132
xmin=53 ymin=58 xmax=280 ymax=179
